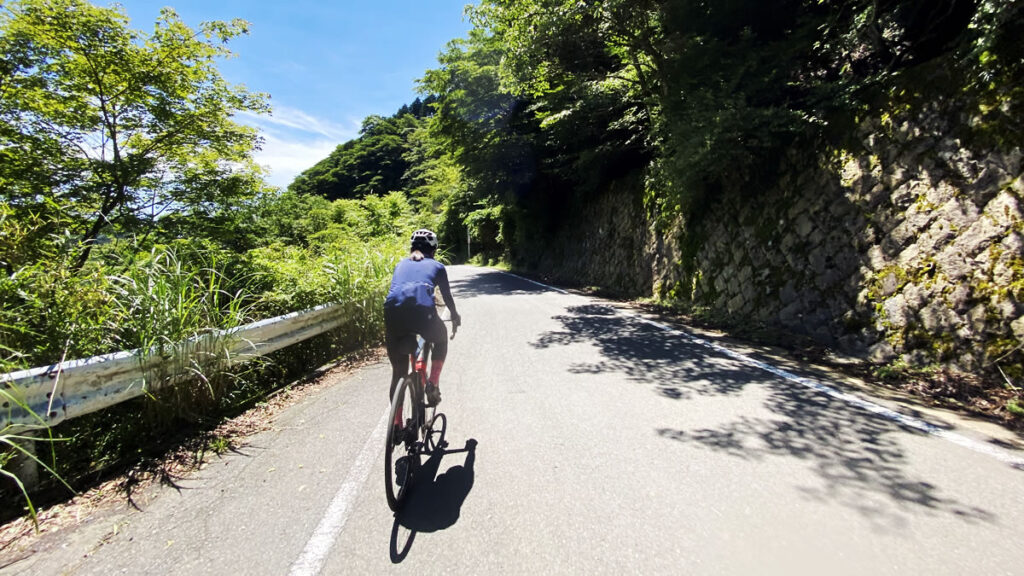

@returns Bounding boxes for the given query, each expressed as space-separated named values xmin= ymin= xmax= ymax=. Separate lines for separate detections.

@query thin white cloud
xmin=238 ymin=106 xmax=359 ymax=188
xmin=253 ymin=133 xmax=340 ymax=188
xmin=243 ymin=106 xmax=354 ymax=141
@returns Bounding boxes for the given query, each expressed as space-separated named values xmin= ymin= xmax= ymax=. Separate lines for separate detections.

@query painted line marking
xmin=629 ymin=314 xmax=1024 ymax=469
xmin=502 ymin=271 xmax=569 ymax=294
xmin=511 ymin=272 xmax=1024 ymax=469
xmin=288 ymin=408 xmax=388 ymax=576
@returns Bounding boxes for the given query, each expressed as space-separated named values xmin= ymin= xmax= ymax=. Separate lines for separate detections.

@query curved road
xmin=7 ymin=266 xmax=1024 ymax=575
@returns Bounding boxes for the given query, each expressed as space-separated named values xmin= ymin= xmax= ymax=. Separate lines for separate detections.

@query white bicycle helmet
xmin=410 ymin=228 xmax=438 ymax=251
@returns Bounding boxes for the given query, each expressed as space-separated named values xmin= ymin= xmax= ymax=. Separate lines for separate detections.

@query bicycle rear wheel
xmin=385 ymin=375 xmax=420 ymax=511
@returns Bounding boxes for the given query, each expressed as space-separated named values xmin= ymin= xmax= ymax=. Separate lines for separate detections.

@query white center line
xmin=288 ymin=408 xmax=388 ymax=576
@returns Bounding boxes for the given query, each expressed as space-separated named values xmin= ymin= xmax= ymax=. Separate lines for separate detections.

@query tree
xmin=288 ymin=106 xmax=431 ymax=200
xmin=0 ymin=0 xmax=269 ymax=270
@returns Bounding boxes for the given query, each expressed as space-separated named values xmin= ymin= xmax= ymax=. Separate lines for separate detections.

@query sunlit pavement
xmin=10 ymin=266 xmax=1024 ymax=576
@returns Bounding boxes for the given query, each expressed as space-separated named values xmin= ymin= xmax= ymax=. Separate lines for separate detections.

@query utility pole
xmin=467 ymin=227 xmax=471 ymax=261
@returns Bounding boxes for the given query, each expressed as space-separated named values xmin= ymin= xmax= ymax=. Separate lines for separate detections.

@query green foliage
xmin=464 ymin=201 xmax=506 ymax=260
xmin=0 ymin=0 xmax=433 ymax=517
xmin=1 ymin=427 xmax=73 ymax=526
xmin=421 ymin=30 xmax=540 ymax=198
xmin=414 ymin=0 xmax=1023 ymax=265
xmin=0 ymin=189 xmax=416 ymax=371
xmin=289 ymin=99 xmax=437 ymax=200
xmin=247 ymin=238 xmax=400 ymax=318
xmin=0 ymin=0 xmax=269 ymax=270
xmin=470 ymin=0 xmax=657 ymax=181
xmin=243 ymin=192 xmax=413 ymax=322
xmin=873 ymin=358 xmax=914 ymax=381
xmin=106 ymin=247 xmax=254 ymax=354
xmin=0 ymin=259 xmax=115 ymax=370
xmin=403 ymin=120 xmax=461 ymax=224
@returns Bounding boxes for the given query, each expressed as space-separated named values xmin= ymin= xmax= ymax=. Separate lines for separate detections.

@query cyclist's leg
xmin=421 ymin=309 xmax=449 ymax=388
xmin=384 ymin=306 xmax=413 ymax=401
xmin=386 ymin=344 xmax=405 ymax=400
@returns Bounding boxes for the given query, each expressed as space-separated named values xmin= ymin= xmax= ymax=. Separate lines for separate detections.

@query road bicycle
xmin=385 ymin=318 xmax=456 ymax=511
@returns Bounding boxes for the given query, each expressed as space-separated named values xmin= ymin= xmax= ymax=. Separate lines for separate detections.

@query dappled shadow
xmin=532 ymin=304 xmax=1000 ymax=526
xmin=389 ymin=439 xmax=477 ymax=563
xmin=448 ymin=271 xmax=553 ymax=300
xmin=533 ymin=305 xmax=765 ymax=401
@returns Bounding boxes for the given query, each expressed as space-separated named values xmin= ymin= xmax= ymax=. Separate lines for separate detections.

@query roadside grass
xmin=0 ymin=327 xmax=381 ymax=527
xmin=0 ymin=237 xmax=404 ymax=526
xmin=0 ymin=425 xmax=73 ymax=527
xmin=466 ymin=254 xmax=509 ymax=269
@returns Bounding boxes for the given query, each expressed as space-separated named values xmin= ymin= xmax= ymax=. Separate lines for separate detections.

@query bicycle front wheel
xmin=385 ymin=375 xmax=420 ymax=511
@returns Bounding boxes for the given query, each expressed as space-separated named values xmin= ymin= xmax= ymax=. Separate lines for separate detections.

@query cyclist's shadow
xmin=390 ymin=438 xmax=477 ymax=563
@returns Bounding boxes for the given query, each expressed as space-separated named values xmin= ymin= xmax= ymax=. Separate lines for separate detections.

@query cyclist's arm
xmin=436 ymin=266 xmax=459 ymax=320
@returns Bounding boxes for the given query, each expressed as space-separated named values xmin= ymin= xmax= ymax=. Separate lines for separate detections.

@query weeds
xmin=1 ymin=388 xmax=74 ymax=526
xmin=207 ymin=436 xmax=231 ymax=455
xmin=0 ymin=186 xmax=419 ymax=526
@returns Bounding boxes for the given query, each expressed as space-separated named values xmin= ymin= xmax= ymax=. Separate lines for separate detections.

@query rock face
xmin=531 ymin=173 xmax=655 ymax=296
xmin=530 ymin=107 xmax=1023 ymax=372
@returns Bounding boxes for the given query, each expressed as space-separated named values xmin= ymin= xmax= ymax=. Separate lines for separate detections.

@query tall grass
xmin=248 ymin=234 xmax=404 ymax=345
xmin=107 ymin=248 xmax=254 ymax=353
xmin=1 ymin=245 xmax=258 ymax=517
xmin=0 ymin=263 xmax=116 ymax=371
xmin=1 ymin=191 xmax=416 ymax=521
xmin=104 ymin=247 xmax=260 ymax=423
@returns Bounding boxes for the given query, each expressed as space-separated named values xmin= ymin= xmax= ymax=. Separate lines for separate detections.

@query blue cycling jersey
xmin=384 ymin=257 xmax=455 ymax=310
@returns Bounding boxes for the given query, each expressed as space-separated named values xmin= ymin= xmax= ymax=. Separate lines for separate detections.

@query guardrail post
xmin=8 ymin=431 xmax=40 ymax=492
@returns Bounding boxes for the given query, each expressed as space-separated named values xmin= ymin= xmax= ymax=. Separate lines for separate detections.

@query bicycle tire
xmin=385 ymin=375 xmax=420 ymax=511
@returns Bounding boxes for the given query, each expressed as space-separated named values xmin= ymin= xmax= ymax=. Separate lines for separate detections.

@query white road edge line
xmin=501 ymin=270 xmax=569 ymax=294
xmin=508 ymin=271 xmax=1024 ymax=470
xmin=628 ymin=315 xmax=1024 ymax=469
xmin=288 ymin=408 xmax=388 ymax=576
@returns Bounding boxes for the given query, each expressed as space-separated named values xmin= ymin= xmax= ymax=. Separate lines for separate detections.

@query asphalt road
xmin=7 ymin=265 xmax=1024 ymax=575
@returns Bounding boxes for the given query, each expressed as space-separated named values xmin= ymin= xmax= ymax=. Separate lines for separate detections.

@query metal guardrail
xmin=1 ymin=302 xmax=350 ymax=432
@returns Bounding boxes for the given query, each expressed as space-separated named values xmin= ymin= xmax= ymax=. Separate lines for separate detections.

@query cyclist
xmin=384 ymin=228 xmax=461 ymax=407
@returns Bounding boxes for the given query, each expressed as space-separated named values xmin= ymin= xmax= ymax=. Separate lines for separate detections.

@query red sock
xmin=428 ymin=359 xmax=445 ymax=387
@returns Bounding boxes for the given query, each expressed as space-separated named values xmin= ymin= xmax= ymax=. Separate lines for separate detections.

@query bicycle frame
xmin=385 ymin=320 xmax=454 ymax=511
xmin=411 ymin=336 xmax=431 ymax=389
xmin=392 ymin=335 xmax=432 ymax=446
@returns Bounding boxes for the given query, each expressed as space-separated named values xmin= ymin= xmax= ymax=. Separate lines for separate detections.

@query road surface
xmin=6 ymin=266 xmax=1024 ymax=575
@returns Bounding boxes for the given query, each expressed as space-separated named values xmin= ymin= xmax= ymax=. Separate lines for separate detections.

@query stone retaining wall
xmin=531 ymin=174 xmax=653 ymax=296
xmin=533 ymin=107 xmax=1023 ymax=373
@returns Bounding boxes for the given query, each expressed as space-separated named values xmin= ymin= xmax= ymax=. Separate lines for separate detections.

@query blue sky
xmin=113 ymin=1 xmax=474 ymax=187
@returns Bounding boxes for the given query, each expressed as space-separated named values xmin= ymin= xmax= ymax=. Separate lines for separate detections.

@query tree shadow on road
xmin=532 ymin=305 xmax=1001 ymax=529
xmin=533 ymin=305 xmax=764 ymax=400
xmin=390 ymin=439 xmax=477 ymax=563
xmin=449 ymin=272 xmax=552 ymax=300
